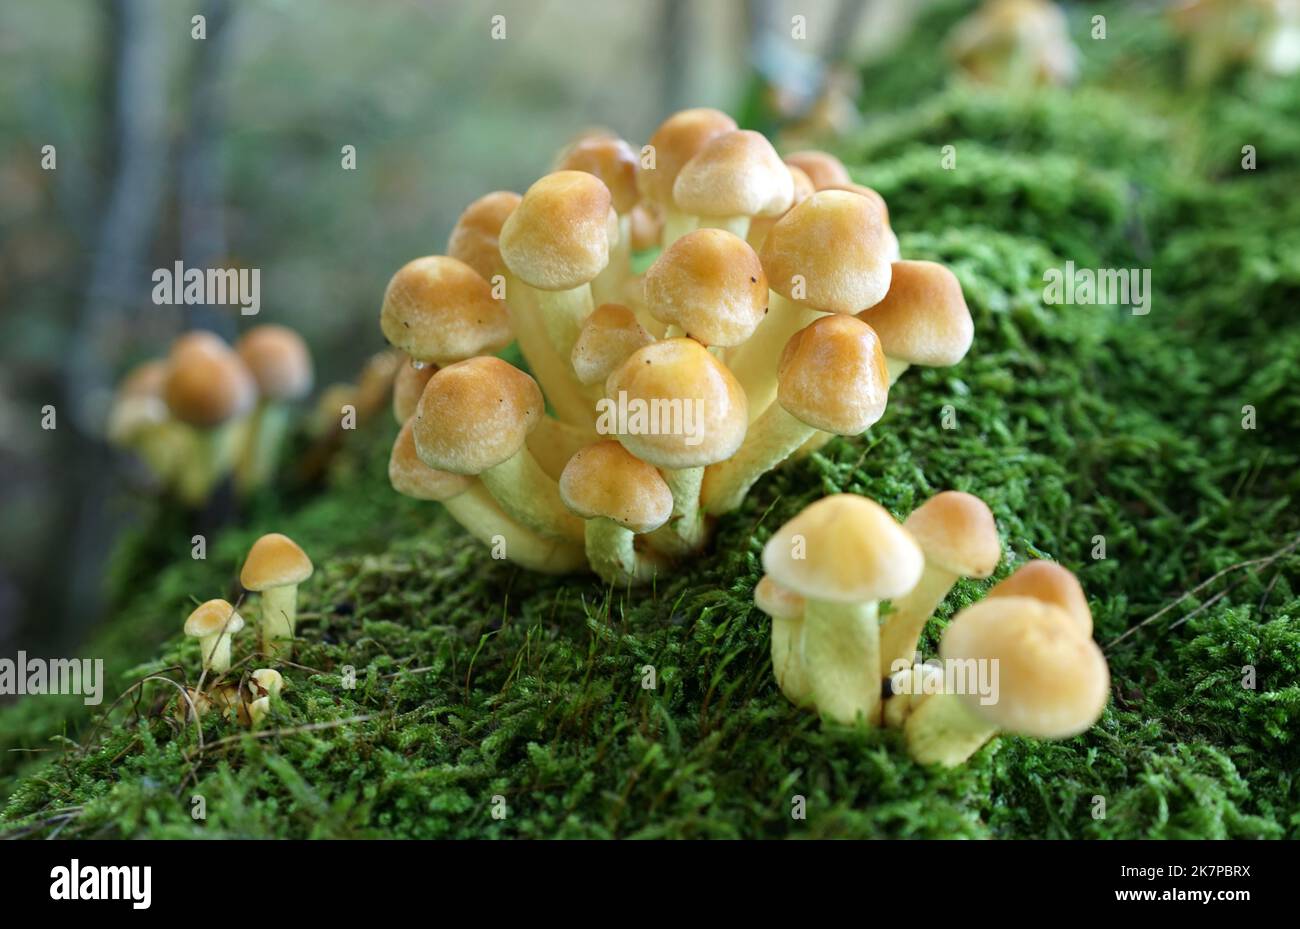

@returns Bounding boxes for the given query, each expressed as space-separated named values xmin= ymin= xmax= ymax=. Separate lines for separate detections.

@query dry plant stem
xmin=529 ymin=416 xmax=594 ymax=481
xmin=878 ymin=563 xmax=960 ymax=675
xmin=903 ymin=692 xmax=997 ymax=767
xmin=259 ymin=584 xmax=298 ymax=659
xmin=591 ymin=215 xmax=632 ymax=307
xmin=502 ymin=272 xmax=596 ymax=428
xmin=802 ymin=599 xmax=882 ymax=725
xmin=771 ymin=613 xmax=811 ymax=705
xmin=698 ymin=215 xmax=750 ymax=238
xmin=236 ymin=400 xmax=291 ymax=492
xmin=481 ymin=448 xmax=586 ymax=543
xmin=661 ymin=208 xmax=697 ymax=247
xmin=443 ymin=484 xmax=586 ymax=574
xmin=647 ymin=466 xmax=706 ymax=556
xmin=701 ymin=403 xmax=815 ymax=515
xmin=585 ymin=517 xmax=665 ymax=585
xmin=728 ymin=293 xmax=823 ymax=422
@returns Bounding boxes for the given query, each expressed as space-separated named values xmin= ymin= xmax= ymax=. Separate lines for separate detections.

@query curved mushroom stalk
xmin=878 ymin=563 xmax=959 ymax=676
xmin=445 ymin=485 xmax=587 ymax=575
xmin=726 ymin=294 xmax=821 ymax=421
xmin=902 ymin=691 xmax=999 ymax=765
xmin=583 ymin=517 xmax=667 ymax=585
xmin=801 ymin=600 xmax=883 ymax=725
xmin=701 ymin=404 xmax=813 ymax=515
xmin=645 ymin=467 xmax=707 ymax=557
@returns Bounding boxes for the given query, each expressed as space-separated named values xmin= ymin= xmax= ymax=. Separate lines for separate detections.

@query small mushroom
xmin=782 ymin=150 xmax=852 ymax=190
xmin=571 ymin=304 xmax=654 ymax=386
xmin=762 ymin=495 xmax=924 ymax=725
xmin=184 ymin=599 xmax=246 ymax=675
xmin=559 ymin=440 xmax=673 ymax=585
xmin=391 ymin=354 xmax=438 ymax=424
xmin=878 ymin=491 xmax=1002 ymax=675
xmin=643 ymin=229 xmax=768 ymax=347
xmin=987 ymin=559 xmax=1092 ymax=635
xmin=637 ymin=108 xmax=737 ymax=246
xmin=446 ymin=190 xmax=522 ymax=281
xmin=754 ymin=575 xmax=809 ymax=706
xmin=240 ymin=533 xmax=314 ymax=659
xmin=555 ymin=135 xmax=641 ymax=307
xmin=857 ymin=260 xmax=973 ymax=385
xmin=904 ymin=596 xmax=1110 ymax=766
xmin=672 ymin=129 xmax=794 ymax=240
xmin=247 ymin=668 xmax=284 ymax=726
xmin=379 ymin=256 xmax=513 ymax=367
xmin=234 ymin=324 xmax=314 ymax=493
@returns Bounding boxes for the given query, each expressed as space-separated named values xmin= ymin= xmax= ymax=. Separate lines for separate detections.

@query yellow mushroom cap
xmin=184 ymin=599 xmax=245 ymax=637
xmin=378 ymin=256 xmax=512 ymax=366
xmin=784 ymin=150 xmax=852 ymax=190
xmin=392 ymin=356 xmax=437 ymax=423
xmin=412 ymin=356 xmax=542 ymax=475
xmin=558 ymin=440 xmax=673 ymax=533
xmin=673 ymin=130 xmax=794 ymax=219
xmin=251 ymin=668 xmax=284 ymax=699
xmin=240 ymin=532 xmax=313 ymax=591
xmin=643 ymin=229 xmax=768 ymax=346
xmin=163 ymin=334 xmax=256 ymax=428
xmin=857 ymin=260 xmax=973 ymax=367
xmin=388 ymin=418 xmax=474 ymax=502
xmin=556 ymin=135 xmax=640 ymax=215
xmin=941 ymin=595 xmax=1109 ymax=739
xmin=823 ymin=181 xmax=891 ymax=226
xmin=903 ymin=491 xmax=1001 ymax=578
xmin=636 ymin=108 xmax=738 ymax=207
xmin=988 ymin=560 xmax=1092 ymax=636
xmin=604 ymin=337 xmax=748 ymax=469
xmin=762 ymin=494 xmax=924 ymax=603
xmin=571 ymin=304 xmax=654 ymax=386
xmin=499 ymin=171 xmax=618 ymax=291
xmin=446 ymin=190 xmax=521 ymax=281
xmin=236 ymin=325 xmax=314 ymax=401
xmin=776 ymin=315 xmax=889 ymax=434
xmin=754 ymin=575 xmax=805 ymax=621
xmin=760 ymin=190 xmax=893 ymax=314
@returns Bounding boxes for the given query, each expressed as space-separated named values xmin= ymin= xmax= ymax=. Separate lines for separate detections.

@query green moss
xmin=4 ymin=13 xmax=1300 ymax=839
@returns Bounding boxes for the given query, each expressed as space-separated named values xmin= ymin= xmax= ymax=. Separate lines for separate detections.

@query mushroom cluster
xmin=173 ymin=532 xmax=311 ymax=729
xmin=108 ymin=326 xmax=314 ymax=505
xmin=755 ymin=491 xmax=1110 ymax=767
xmin=380 ymin=109 xmax=973 ymax=584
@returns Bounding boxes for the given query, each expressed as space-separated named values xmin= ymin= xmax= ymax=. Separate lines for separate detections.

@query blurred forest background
xmin=0 ymin=0 xmax=921 ymax=657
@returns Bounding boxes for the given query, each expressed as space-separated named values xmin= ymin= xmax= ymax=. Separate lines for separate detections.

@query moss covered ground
xmin=2 ymin=4 xmax=1298 ymax=839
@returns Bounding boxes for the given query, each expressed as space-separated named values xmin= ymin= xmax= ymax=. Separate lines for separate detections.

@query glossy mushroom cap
xmin=164 ymin=334 xmax=256 ymax=428
xmin=988 ymin=560 xmax=1092 ymax=636
xmin=392 ymin=357 xmax=437 ymax=423
xmin=673 ymin=130 xmax=795 ymax=219
xmin=556 ymin=135 xmax=640 ymax=215
xmin=604 ymin=338 xmax=748 ymax=469
xmin=941 ymin=595 xmax=1109 ymax=739
xmin=903 ymin=491 xmax=1001 ymax=579
xmin=571 ymin=304 xmax=654 ymax=386
xmin=760 ymin=190 xmax=893 ymax=314
xmin=184 ymin=599 xmax=245 ymax=637
xmin=378 ymin=256 xmax=512 ymax=365
xmin=784 ymin=150 xmax=852 ymax=190
xmin=643 ymin=229 xmax=768 ymax=346
xmin=754 ymin=575 xmax=805 ymax=621
xmin=636 ymin=108 xmax=738 ymax=208
xmin=388 ymin=418 xmax=474 ymax=501
xmin=412 ymin=356 xmax=542 ymax=475
xmin=559 ymin=440 xmax=673 ymax=533
xmin=236 ymin=325 xmax=314 ymax=401
xmin=857 ymin=261 xmax=973 ymax=367
xmin=446 ymin=191 xmax=521 ymax=281
xmin=499 ymin=171 xmax=619 ymax=291
xmin=777 ymin=315 xmax=889 ymax=434
xmin=762 ymin=494 xmax=924 ymax=603
xmin=240 ymin=533 xmax=314 ymax=591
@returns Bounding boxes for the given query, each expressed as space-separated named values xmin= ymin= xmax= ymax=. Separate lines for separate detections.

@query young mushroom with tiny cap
xmin=184 ymin=599 xmax=245 ymax=675
xmin=379 ymin=256 xmax=513 ymax=368
xmin=762 ymin=494 xmax=924 ymax=725
xmin=247 ymin=668 xmax=284 ymax=727
xmin=571 ymin=304 xmax=654 ymax=386
xmin=904 ymin=595 xmax=1109 ymax=766
xmin=241 ymin=532 xmax=314 ymax=659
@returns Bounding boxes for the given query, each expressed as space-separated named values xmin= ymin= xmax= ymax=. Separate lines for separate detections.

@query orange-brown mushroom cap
xmin=903 ymin=490 xmax=1001 ymax=578
xmin=559 ymin=440 xmax=673 ymax=533
xmin=388 ymin=418 xmax=474 ymax=502
xmin=643 ymin=229 xmax=768 ymax=346
xmin=754 ymin=575 xmax=805 ymax=621
xmin=857 ymin=260 xmax=973 ymax=367
xmin=412 ymin=356 xmax=543 ymax=475
xmin=784 ymin=150 xmax=852 ymax=190
xmin=164 ymin=335 xmax=256 ymax=427
xmin=184 ymin=598 xmax=245 ymax=637
xmin=392 ymin=356 xmax=438 ymax=423
xmin=236 ymin=325 xmax=314 ymax=401
xmin=556 ymin=136 xmax=640 ymax=215
xmin=446 ymin=191 xmax=521 ymax=281
xmin=673 ymin=130 xmax=794 ymax=219
xmin=240 ymin=533 xmax=314 ymax=591
xmin=571 ymin=304 xmax=654 ymax=386
xmin=378 ymin=256 xmax=512 ymax=366
xmin=760 ymin=190 xmax=893 ymax=314
xmin=776 ymin=315 xmax=889 ymax=434
xmin=604 ymin=338 xmax=748 ymax=469
xmin=988 ymin=559 xmax=1092 ymax=636
xmin=499 ymin=171 xmax=618 ymax=291
xmin=636 ymin=108 xmax=738 ymax=207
